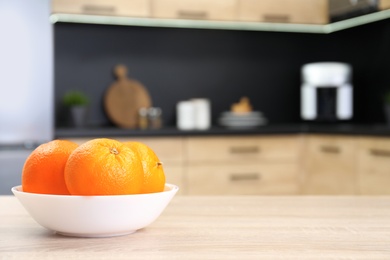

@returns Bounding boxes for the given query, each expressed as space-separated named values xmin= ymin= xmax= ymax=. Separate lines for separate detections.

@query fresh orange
xmin=124 ymin=141 xmax=165 ymax=194
xmin=22 ymin=140 xmax=79 ymax=195
xmin=64 ymin=138 xmax=144 ymax=195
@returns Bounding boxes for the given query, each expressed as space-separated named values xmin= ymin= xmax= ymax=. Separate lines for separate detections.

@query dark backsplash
xmin=54 ymin=19 xmax=390 ymax=127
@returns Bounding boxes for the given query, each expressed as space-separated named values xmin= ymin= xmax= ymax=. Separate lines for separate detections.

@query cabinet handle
xmin=230 ymin=173 xmax=260 ymax=182
xmin=320 ymin=146 xmax=340 ymax=154
xmin=230 ymin=146 xmax=260 ymax=154
xmin=263 ymin=14 xmax=290 ymax=23
xmin=82 ymin=5 xmax=116 ymax=15
xmin=177 ymin=10 xmax=208 ymax=19
xmin=370 ymin=149 xmax=390 ymax=157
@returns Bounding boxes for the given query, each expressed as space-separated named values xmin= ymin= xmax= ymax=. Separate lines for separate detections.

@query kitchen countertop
xmin=55 ymin=123 xmax=390 ymax=138
xmin=2 ymin=195 xmax=390 ymax=259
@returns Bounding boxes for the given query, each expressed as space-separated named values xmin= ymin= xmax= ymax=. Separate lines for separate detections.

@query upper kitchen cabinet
xmin=152 ymin=0 xmax=237 ymax=21
xmin=238 ymin=0 xmax=329 ymax=24
xmin=50 ymin=0 xmax=390 ymax=33
xmin=52 ymin=0 xmax=151 ymax=17
xmin=380 ymin=0 xmax=390 ymax=9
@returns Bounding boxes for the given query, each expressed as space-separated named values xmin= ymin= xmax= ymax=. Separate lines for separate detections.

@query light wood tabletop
xmin=1 ymin=195 xmax=390 ymax=259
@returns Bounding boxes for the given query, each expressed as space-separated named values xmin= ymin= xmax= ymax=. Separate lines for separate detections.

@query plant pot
xmin=70 ymin=106 xmax=88 ymax=128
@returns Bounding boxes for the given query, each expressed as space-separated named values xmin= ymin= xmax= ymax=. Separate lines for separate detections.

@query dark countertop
xmin=55 ymin=124 xmax=390 ymax=138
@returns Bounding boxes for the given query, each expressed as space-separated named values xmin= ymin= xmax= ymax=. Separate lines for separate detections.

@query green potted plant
xmin=384 ymin=91 xmax=390 ymax=126
xmin=62 ymin=90 xmax=90 ymax=128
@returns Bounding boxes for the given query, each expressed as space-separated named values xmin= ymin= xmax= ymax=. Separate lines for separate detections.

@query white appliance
xmin=0 ymin=0 xmax=53 ymax=194
xmin=301 ymin=62 xmax=353 ymax=121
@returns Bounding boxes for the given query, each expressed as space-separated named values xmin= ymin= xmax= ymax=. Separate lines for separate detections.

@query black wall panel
xmin=54 ymin=19 xmax=390 ymax=127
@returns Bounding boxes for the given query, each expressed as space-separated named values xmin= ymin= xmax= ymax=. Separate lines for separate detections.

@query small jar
xmin=148 ymin=107 xmax=162 ymax=129
xmin=138 ymin=107 xmax=149 ymax=129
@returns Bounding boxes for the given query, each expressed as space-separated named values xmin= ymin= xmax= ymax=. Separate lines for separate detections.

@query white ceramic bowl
xmin=12 ymin=184 xmax=178 ymax=238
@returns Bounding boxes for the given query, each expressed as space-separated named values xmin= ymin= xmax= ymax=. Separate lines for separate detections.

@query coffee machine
xmin=301 ymin=62 xmax=353 ymax=122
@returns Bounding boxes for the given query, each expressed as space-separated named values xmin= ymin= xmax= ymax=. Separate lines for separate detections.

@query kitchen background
xmin=2 ymin=0 xmax=390 ymax=195
xmin=54 ymin=15 xmax=390 ymax=127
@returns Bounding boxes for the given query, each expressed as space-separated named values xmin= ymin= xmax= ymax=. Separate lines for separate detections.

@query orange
xmin=64 ymin=138 xmax=144 ymax=195
xmin=124 ymin=141 xmax=165 ymax=194
xmin=22 ymin=140 xmax=78 ymax=195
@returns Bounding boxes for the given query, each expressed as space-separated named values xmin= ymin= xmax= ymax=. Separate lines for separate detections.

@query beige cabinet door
xmin=67 ymin=137 xmax=184 ymax=164
xmin=379 ymin=0 xmax=390 ymax=10
xmin=187 ymin=162 xmax=299 ymax=195
xmin=115 ymin=137 xmax=185 ymax=164
xmin=163 ymin=164 xmax=185 ymax=195
xmin=357 ymin=137 xmax=390 ymax=195
xmin=152 ymin=0 xmax=237 ymax=21
xmin=302 ymin=135 xmax=357 ymax=195
xmin=238 ymin=0 xmax=328 ymax=24
xmin=66 ymin=137 xmax=186 ymax=193
xmin=52 ymin=0 xmax=151 ymax=17
xmin=187 ymin=135 xmax=301 ymax=163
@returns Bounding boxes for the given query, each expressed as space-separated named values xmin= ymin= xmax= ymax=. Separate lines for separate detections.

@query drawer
xmin=151 ymin=0 xmax=238 ymax=21
xmin=238 ymin=0 xmax=329 ymax=24
xmin=187 ymin=163 xmax=299 ymax=195
xmin=52 ymin=0 xmax=151 ymax=17
xmin=357 ymin=137 xmax=390 ymax=195
xmin=186 ymin=136 xmax=301 ymax=163
xmin=304 ymin=135 xmax=357 ymax=159
xmin=66 ymin=137 xmax=185 ymax=164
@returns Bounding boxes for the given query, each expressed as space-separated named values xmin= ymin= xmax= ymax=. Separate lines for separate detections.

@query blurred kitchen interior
xmin=1 ymin=0 xmax=390 ymax=195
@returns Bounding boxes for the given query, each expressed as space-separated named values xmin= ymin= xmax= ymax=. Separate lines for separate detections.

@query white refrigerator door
xmin=0 ymin=0 xmax=53 ymax=145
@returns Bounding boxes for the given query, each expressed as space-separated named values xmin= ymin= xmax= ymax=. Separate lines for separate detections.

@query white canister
xmin=192 ymin=98 xmax=211 ymax=130
xmin=176 ymin=101 xmax=195 ymax=130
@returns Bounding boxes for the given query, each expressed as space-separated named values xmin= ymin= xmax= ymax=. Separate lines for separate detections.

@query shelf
xmin=50 ymin=9 xmax=390 ymax=34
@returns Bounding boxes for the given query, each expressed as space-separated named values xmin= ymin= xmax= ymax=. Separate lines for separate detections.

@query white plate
xmin=12 ymin=184 xmax=178 ymax=238
xmin=218 ymin=117 xmax=267 ymax=128
xmin=220 ymin=111 xmax=263 ymax=118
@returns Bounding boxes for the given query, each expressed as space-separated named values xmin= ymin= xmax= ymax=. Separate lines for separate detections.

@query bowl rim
xmin=12 ymin=183 xmax=179 ymax=198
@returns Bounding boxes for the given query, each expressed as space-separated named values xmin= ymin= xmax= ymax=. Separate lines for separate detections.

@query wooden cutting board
xmin=104 ymin=65 xmax=152 ymax=128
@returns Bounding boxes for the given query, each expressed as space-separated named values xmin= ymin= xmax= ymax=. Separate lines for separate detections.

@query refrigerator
xmin=0 ymin=0 xmax=53 ymax=194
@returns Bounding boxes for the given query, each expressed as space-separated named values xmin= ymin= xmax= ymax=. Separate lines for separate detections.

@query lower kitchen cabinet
xmin=113 ymin=137 xmax=186 ymax=195
xmin=356 ymin=137 xmax=390 ymax=195
xmin=186 ymin=135 xmax=302 ymax=195
xmin=187 ymin=163 xmax=299 ymax=195
xmin=162 ymin=164 xmax=185 ymax=195
xmin=301 ymin=135 xmax=357 ymax=195
xmin=64 ymin=134 xmax=390 ymax=195
xmin=67 ymin=137 xmax=186 ymax=195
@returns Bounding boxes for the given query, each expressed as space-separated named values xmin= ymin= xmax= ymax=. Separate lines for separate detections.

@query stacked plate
xmin=218 ymin=111 xmax=267 ymax=129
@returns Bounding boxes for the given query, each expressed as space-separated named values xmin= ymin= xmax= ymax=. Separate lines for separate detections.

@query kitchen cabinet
xmin=187 ymin=162 xmax=299 ymax=195
xmin=66 ymin=135 xmax=301 ymax=196
xmin=356 ymin=137 xmax=390 ymax=195
xmin=65 ymin=134 xmax=390 ymax=195
xmin=301 ymin=135 xmax=357 ymax=195
xmin=52 ymin=0 xmax=151 ymax=17
xmin=186 ymin=136 xmax=302 ymax=195
xmin=50 ymin=1 xmax=390 ymax=34
xmin=238 ymin=0 xmax=328 ymax=24
xmin=151 ymin=0 xmax=237 ymax=21
xmin=380 ymin=0 xmax=390 ymax=10
xmin=67 ymin=137 xmax=186 ymax=195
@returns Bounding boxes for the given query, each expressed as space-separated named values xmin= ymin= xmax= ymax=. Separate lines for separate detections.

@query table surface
xmin=1 ymin=195 xmax=390 ymax=259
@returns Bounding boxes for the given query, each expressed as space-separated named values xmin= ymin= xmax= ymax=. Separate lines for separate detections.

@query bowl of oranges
xmin=12 ymin=138 xmax=178 ymax=237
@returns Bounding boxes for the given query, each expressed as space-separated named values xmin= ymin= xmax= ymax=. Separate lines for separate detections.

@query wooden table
xmin=1 ymin=195 xmax=390 ymax=259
